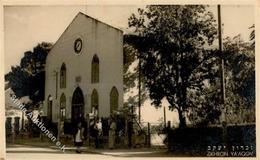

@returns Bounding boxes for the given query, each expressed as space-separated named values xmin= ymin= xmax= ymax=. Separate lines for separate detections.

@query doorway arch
xmin=71 ymin=87 xmax=84 ymax=122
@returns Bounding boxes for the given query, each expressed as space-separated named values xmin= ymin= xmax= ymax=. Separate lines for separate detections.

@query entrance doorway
xmin=71 ymin=87 xmax=84 ymax=123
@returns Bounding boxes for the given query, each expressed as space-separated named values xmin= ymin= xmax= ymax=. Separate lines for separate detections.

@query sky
xmin=4 ymin=5 xmax=254 ymax=123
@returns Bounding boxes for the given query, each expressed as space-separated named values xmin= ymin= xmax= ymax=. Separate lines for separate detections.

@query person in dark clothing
xmin=93 ymin=118 xmax=103 ymax=148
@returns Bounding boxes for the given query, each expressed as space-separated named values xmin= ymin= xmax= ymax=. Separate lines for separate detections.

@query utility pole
xmin=53 ymin=70 xmax=59 ymax=140
xmin=163 ymin=106 xmax=166 ymax=128
xmin=218 ymin=5 xmax=226 ymax=120
xmin=55 ymin=71 xmax=58 ymax=99
xmin=218 ymin=5 xmax=227 ymax=147
xmin=138 ymin=55 xmax=141 ymax=123
xmin=21 ymin=110 xmax=24 ymax=131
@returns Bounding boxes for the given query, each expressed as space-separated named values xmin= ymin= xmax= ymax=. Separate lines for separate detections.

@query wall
xmin=44 ymin=13 xmax=123 ymax=122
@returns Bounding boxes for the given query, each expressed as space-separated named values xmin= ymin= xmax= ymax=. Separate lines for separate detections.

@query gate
xmin=148 ymin=122 xmax=167 ymax=148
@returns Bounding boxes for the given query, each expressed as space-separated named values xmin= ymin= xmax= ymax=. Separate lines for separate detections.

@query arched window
xmin=91 ymin=55 xmax=99 ymax=83
xmin=47 ymin=95 xmax=53 ymax=121
xmin=60 ymin=93 xmax=66 ymax=120
xmin=110 ymin=87 xmax=119 ymax=114
xmin=60 ymin=63 xmax=66 ymax=88
xmin=91 ymin=89 xmax=99 ymax=116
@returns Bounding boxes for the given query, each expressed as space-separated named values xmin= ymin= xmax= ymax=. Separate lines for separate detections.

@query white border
xmin=0 ymin=0 xmax=259 ymax=160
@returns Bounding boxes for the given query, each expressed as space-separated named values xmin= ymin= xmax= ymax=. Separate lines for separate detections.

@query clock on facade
xmin=74 ymin=38 xmax=83 ymax=54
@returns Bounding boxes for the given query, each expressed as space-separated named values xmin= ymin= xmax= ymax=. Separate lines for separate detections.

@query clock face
xmin=74 ymin=38 xmax=83 ymax=54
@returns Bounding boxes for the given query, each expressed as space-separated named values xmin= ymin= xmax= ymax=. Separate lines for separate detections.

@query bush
xmin=167 ymin=124 xmax=256 ymax=156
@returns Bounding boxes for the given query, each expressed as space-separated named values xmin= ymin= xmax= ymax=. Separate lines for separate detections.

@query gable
xmin=47 ymin=12 xmax=122 ymax=57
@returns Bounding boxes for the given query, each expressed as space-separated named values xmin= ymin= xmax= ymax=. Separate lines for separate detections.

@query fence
xmin=6 ymin=115 xmax=168 ymax=149
xmin=167 ymin=124 xmax=256 ymax=156
xmin=148 ymin=122 xmax=167 ymax=147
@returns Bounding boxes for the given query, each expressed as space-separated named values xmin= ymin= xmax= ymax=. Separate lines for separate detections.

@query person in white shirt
xmin=74 ymin=122 xmax=84 ymax=153
xmin=94 ymin=118 xmax=102 ymax=148
xmin=96 ymin=118 xmax=102 ymax=136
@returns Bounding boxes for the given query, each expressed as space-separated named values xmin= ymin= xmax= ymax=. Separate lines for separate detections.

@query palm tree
xmin=249 ymin=24 xmax=255 ymax=48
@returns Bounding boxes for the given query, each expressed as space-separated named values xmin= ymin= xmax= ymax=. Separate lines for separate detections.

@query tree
xmin=5 ymin=42 xmax=53 ymax=105
xmin=123 ymin=44 xmax=138 ymax=94
xmin=5 ymin=66 xmax=32 ymax=98
xmin=223 ymin=34 xmax=255 ymax=123
xmin=224 ymin=35 xmax=255 ymax=106
xmin=127 ymin=5 xmax=218 ymax=128
xmin=188 ymin=34 xmax=255 ymax=125
xmin=123 ymin=44 xmax=148 ymax=109
xmin=249 ymin=24 xmax=255 ymax=48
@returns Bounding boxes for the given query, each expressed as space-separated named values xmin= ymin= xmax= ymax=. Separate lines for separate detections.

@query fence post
xmin=147 ymin=122 xmax=151 ymax=147
xmin=222 ymin=121 xmax=227 ymax=149
xmin=167 ymin=121 xmax=171 ymax=129
xmin=14 ymin=116 xmax=20 ymax=138
xmin=164 ymin=106 xmax=166 ymax=128
xmin=128 ymin=106 xmax=134 ymax=148
xmin=167 ymin=121 xmax=171 ymax=150
xmin=6 ymin=117 xmax=12 ymax=137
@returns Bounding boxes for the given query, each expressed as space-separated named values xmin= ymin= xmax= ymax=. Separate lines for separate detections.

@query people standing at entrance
xmin=74 ymin=121 xmax=85 ymax=153
xmin=93 ymin=117 xmax=102 ymax=148
xmin=89 ymin=116 xmax=97 ymax=147
xmin=109 ymin=117 xmax=117 ymax=149
xmin=97 ymin=118 xmax=103 ymax=148
xmin=96 ymin=118 xmax=103 ymax=136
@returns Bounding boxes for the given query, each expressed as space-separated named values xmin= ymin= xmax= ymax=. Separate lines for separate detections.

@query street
xmin=6 ymin=144 xmax=171 ymax=160
xmin=7 ymin=152 xmax=110 ymax=160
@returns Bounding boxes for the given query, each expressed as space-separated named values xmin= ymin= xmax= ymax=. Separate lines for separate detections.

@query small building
xmin=5 ymin=86 xmax=30 ymax=135
xmin=43 ymin=12 xmax=123 ymax=125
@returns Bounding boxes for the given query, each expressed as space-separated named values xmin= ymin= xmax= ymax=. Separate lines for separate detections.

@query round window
xmin=74 ymin=38 xmax=83 ymax=54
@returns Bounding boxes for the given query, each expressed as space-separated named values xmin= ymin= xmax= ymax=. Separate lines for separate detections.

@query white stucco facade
xmin=44 ymin=12 xmax=123 ymax=123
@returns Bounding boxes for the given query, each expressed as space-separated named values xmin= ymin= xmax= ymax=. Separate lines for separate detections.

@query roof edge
xmin=47 ymin=12 xmax=123 ymax=56
xmin=47 ymin=13 xmax=82 ymax=55
xmin=78 ymin=12 xmax=123 ymax=33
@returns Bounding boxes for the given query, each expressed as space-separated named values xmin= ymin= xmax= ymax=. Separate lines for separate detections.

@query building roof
xmin=78 ymin=12 xmax=123 ymax=33
xmin=47 ymin=12 xmax=123 ymax=55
